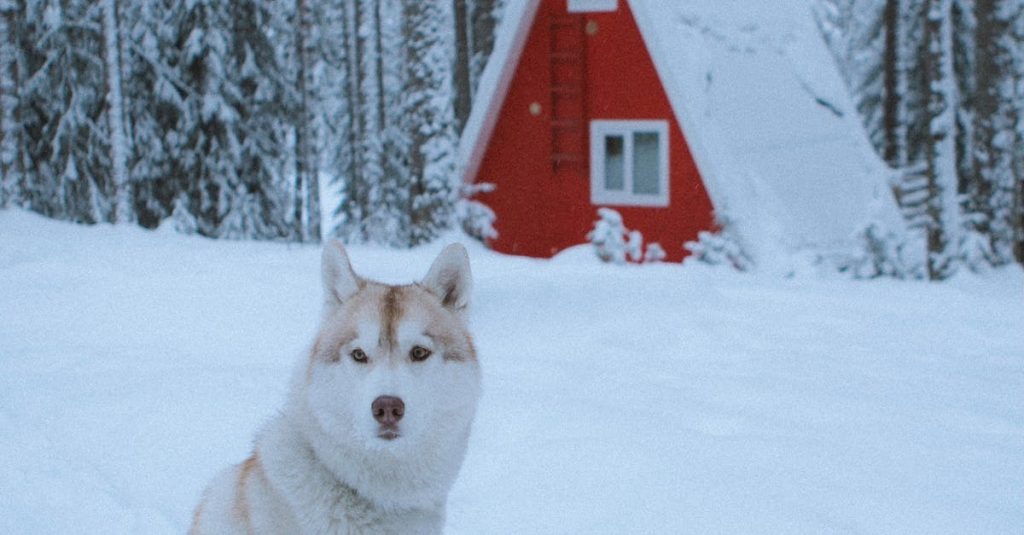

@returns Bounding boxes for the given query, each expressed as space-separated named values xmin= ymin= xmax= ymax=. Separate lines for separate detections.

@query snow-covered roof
xmin=458 ymin=0 xmax=539 ymax=190
xmin=459 ymin=0 xmax=904 ymax=268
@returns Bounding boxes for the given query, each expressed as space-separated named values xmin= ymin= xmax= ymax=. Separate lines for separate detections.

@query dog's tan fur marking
xmin=233 ymin=452 xmax=260 ymax=531
xmin=381 ymin=286 xmax=402 ymax=351
xmin=188 ymin=501 xmax=204 ymax=535
xmin=457 ymin=333 xmax=478 ymax=362
xmin=307 ymin=323 xmax=360 ymax=379
xmin=424 ymin=328 xmax=473 ymax=362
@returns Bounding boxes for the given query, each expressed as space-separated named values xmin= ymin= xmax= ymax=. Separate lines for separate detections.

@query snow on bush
xmin=588 ymin=208 xmax=630 ymax=264
xmin=961 ymin=230 xmax=998 ymax=273
xmin=587 ymin=208 xmax=660 ymax=264
xmin=644 ymin=242 xmax=667 ymax=263
xmin=837 ymin=221 xmax=925 ymax=279
xmin=683 ymin=227 xmax=752 ymax=271
xmin=456 ymin=182 xmax=498 ymax=244
xmin=831 ymin=200 xmax=928 ymax=279
xmin=171 ymin=195 xmax=198 ymax=236
xmin=627 ymin=230 xmax=644 ymax=263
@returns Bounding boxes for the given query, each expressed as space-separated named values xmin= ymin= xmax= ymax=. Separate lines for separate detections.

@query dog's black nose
xmin=372 ymin=396 xmax=405 ymax=425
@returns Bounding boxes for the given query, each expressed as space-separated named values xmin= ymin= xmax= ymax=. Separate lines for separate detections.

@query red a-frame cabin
xmin=460 ymin=0 xmax=715 ymax=262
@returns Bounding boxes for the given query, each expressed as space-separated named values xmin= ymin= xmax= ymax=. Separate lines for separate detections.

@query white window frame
xmin=568 ymin=0 xmax=618 ymax=13
xmin=589 ymin=119 xmax=670 ymax=207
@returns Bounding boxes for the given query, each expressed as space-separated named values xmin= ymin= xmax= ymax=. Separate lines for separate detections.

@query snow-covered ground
xmin=1 ymin=210 xmax=1022 ymax=534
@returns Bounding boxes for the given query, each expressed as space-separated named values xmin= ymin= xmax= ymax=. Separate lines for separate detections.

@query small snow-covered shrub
xmin=588 ymin=208 xmax=630 ymax=264
xmin=644 ymin=242 xmax=666 ymax=263
xmin=172 ymin=195 xmax=198 ymax=235
xmin=844 ymin=221 xmax=906 ymax=278
xmin=587 ymin=208 xmax=662 ymax=264
xmin=961 ymin=230 xmax=997 ymax=273
xmin=684 ymin=228 xmax=752 ymax=271
xmin=627 ymin=230 xmax=644 ymax=263
xmin=456 ymin=183 xmax=497 ymax=244
xmin=839 ymin=220 xmax=925 ymax=279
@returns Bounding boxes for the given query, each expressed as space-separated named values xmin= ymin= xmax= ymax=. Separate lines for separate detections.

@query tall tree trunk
xmin=103 ymin=0 xmax=131 ymax=223
xmin=335 ymin=0 xmax=368 ymax=239
xmin=470 ymin=0 xmax=502 ymax=88
xmin=1015 ymin=1 xmax=1024 ymax=265
xmin=0 ymin=0 xmax=21 ymax=208
xmin=452 ymin=0 xmax=473 ymax=133
xmin=293 ymin=0 xmax=320 ymax=242
xmin=304 ymin=0 xmax=320 ymax=243
xmin=293 ymin=0 xmax=307 ymax=242
xmin=373 ymin=0 xmax=407 ymax=245
xmin=882 ymin=0 xmax=907 ymax=167
xmin=951 ymin=0 xmax=975 ymax=204
xmin=922 ymin=0 xmax=961 ymax=279
xmin=1016 ymin=172 xmax=1024 ymax=263
xmin=346 ymin=0 xmax=402 ymax=245
xmin=970 ymin=0 xmax=1000 ymax=256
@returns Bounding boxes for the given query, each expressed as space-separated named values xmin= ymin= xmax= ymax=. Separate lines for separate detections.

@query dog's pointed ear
xmin=322 ymin=240 xmax=361 ymax=310
xmin=422 ymin=244 xmax=472 ymax=316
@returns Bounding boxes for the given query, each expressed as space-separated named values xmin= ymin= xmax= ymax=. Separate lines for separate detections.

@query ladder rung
xmin=551 ymin=119 xmax=582 ymax=128
xmin=551 ymin=51 xmax=582 ymax=62
xmin=550 ymin=17 xmax=581 ymax=27
xmin=551 ymin=85 xmax=582 ymax=95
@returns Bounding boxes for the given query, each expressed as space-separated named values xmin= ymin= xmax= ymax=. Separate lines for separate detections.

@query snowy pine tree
xmin=20 ymin=0 xmax=112 ymax=224
xmin=333 ymin=0 xmax=400 ymax=244
xmin=817 ymin=0 xmax=890 ymax=154
xmin=331 ymin=0 xmax=472 ymax=248
xmin=232 ymin=0 xmax=300 ymax=240
xmin=401 ymin=0 xmax=458 ymax=246
xmin=121 ymin=0 xmax=184 ymax=228
xmin=456 ymin=182 xmax=497 ymax=243
xmin=171 ymin=0 xmax=295 ymax=240
xmin=453 ymin=0 xmax=504 ymax=132
xmin=823 ymin=0 xmax=1024 ymax=272
xmin=173 ymin=0 xmax=240 ymax=236
xmin=966 ymin=0 xmax=1021 ymax=266
xmin=5 ymin=0 xmax=507 ymax=245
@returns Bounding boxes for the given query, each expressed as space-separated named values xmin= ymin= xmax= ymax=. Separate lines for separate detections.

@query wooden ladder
xmin=548 ymin=14 xmax=588 ymax=174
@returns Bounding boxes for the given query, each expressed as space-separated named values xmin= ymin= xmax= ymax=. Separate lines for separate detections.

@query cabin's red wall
xmin=474 ymin=0 xmax=714 ymax=262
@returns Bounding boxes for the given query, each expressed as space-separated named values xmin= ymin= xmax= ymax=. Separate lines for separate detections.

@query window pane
xmin=604 ymin=135 xmax=624 ymax=191
xmin=632 ymin=132 xmax=660 ymax=195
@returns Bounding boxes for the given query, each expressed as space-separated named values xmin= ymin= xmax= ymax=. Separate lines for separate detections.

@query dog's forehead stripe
xmin=380 ymin=286 xmax=402 ymax=351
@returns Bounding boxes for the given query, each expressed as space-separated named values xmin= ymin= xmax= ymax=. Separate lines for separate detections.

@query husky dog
xmin=190 ymin=242 xmax=481 ymax=534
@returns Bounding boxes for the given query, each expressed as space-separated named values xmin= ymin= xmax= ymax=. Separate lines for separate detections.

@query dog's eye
xmin=410 ymin=346 xmax=432 ymax=362
xmin=350 ymin=348 xmax=368 ymax=363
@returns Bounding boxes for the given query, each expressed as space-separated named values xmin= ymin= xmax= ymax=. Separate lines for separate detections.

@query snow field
xmin=1 ymin=210 xmax=1022 ymax=533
